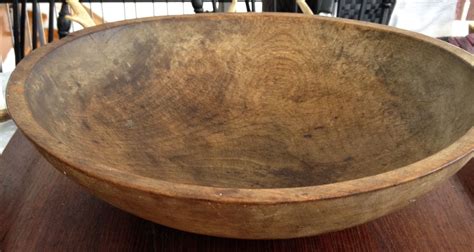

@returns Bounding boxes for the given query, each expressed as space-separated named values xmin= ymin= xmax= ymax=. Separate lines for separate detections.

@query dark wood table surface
xmin=1 ymin=131 xmax=473 ymax=251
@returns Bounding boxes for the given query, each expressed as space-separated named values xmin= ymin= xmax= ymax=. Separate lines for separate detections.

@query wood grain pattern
xmin=1 ymin=132 xmax=473 ymax=251
xmin=5 ymin=14 xmax=474 ymax=238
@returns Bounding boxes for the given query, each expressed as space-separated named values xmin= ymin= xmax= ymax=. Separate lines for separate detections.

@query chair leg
xmin=57 ymin=1 xmax=71 ymax=38
xmin=358 ymin=0 xmax=367 ymax=21
xmin=191 ymin=0 xmax=204 ymax=13
xmin=48 ymin=0 xmax=54 ymax=42
xmin=11 ymin=0 xmax=21 ymax=64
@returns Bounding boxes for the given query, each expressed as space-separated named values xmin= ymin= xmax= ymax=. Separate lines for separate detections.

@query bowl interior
xmin=19 ymin=15 xmax=473 ymax=188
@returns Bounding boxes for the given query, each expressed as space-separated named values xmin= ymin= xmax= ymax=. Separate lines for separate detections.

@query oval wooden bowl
xmin=6 ymin=14 xmax=474 ymax=239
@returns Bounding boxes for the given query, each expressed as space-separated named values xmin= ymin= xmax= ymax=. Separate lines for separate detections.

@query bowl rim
xmin=7 ymin=13 xmax=474 ymax=204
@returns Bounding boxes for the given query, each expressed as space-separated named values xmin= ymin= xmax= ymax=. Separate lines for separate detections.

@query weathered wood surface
xmin=1 ymin=132 xmax=473 ymax=251
xmin=5 ymin=14 xmax=474 ymax=238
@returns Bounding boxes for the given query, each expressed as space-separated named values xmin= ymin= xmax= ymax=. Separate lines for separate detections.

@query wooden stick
xmin=227 ymin=0 xmax=237 ymax=12
xmin=82 ymin=5 xmax=104 ymax=25
xmin=0 ymin=108 xmax=10 ymax=122
xmin=296 ymin=0 xmax=314 ymax=15
xmin=65 ymin=0 xmax=96 ymax=28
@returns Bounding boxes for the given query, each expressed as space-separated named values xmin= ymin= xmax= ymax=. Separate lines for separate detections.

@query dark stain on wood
xmin=5 ymin=14 xmax=473 ymax=239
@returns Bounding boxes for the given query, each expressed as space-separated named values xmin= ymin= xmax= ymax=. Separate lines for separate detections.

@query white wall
xmin=390 ymin=0 xmax=461 ymax=37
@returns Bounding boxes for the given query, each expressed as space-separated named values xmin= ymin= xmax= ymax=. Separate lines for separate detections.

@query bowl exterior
xmin=6 ymin=14 xmax=473 ymax=239
xmin=37 ymin=146 xmax=471 ymax=239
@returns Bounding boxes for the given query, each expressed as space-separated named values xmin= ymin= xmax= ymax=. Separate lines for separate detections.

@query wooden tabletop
xmin=1 ymin=131 xmax=473 ymax=251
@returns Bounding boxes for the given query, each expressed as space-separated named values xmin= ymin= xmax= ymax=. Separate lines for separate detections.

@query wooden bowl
xmin=6 ymin=14 xmax=474 ymax=239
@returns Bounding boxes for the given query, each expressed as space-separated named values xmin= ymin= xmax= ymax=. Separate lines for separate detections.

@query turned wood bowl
xmin=6 ymin=14 xmax=474 ymax=239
